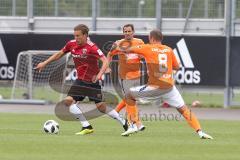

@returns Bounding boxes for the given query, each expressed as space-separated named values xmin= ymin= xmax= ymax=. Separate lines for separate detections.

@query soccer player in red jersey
xmin=35 ymin=24 xmax=127 ymax=135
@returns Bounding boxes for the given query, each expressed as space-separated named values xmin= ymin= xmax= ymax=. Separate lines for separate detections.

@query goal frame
xmin=9 ymin=50 xmax=69 ymax=104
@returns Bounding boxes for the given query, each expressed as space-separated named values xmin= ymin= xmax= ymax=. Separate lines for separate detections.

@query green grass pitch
xmin=0 ymin=113 xmax=239 ymax=160
xmin=2 ymin=86 xmax=240 ymax=107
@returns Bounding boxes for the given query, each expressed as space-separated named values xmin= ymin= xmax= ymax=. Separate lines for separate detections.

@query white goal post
xmin=10 ymin=50 xmax=71 ymax=104
xmin=8 ymin=50 xmax=120 ymax=105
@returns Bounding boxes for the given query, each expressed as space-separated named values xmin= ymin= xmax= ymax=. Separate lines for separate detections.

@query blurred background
xmin=0 ymin=0 xmax=240 ymax=108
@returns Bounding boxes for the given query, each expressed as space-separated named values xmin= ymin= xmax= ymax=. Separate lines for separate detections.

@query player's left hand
xmin=110 ymin=42 xmax=118 ymax=52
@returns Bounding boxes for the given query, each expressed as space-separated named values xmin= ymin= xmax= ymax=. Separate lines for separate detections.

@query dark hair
xmin=149 ymin=29 xmax=163 ymax=42
xmin=123 ymin=24 xmax=135 ymax=32
xmin=74 ymin=24 xmax=89 ymax=35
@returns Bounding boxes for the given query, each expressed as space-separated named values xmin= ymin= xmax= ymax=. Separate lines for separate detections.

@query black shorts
xmin=67 ymin=79 xmax=103 ymax=104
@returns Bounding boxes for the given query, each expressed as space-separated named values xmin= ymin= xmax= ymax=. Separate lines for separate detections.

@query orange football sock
xmin=180 ymin=107 xmax=201 ymax=132
xmin=115 ymin=99 xmax=126 ymax=113
xmin=126 ymin=104 xmax=138 ymax=124
xmin=126 ymin=100 xmax=141 ymax=127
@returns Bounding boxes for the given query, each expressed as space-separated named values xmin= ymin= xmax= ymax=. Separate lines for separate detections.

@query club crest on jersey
xmin=82 ymin=49 xmax=87 ymax=54
xmin=80 ymin=49 xmax=87 ymax=58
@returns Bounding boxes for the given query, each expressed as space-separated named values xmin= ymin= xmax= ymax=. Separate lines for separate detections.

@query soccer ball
xmin=43 ymin=120 xmax=59 ymax=134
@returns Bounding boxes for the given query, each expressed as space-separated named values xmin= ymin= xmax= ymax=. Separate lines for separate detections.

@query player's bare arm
xmin=92 ymin=56 xmax=109 ymax=83
xmin=35 ymin=50 xmax=66 ymax=72
xmin=105 ymin=52 xmax=113 ymax=73
xmin=105 ymin=42 xmax=121 ymax=73
xmin=115 ymin=44 xmax=144 ymax=56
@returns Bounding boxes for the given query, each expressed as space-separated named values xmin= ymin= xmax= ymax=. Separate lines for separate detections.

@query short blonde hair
xmin=74 ymin=24 xmax=89 ymax=35
xmin=150 ymin=29 xmax=163 ymax=42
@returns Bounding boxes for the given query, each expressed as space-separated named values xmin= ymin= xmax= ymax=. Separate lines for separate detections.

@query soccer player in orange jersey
xmin=114 ymin=29 xmax=213 ymax=139
xmin=107 ymin=24 xmax=145 ymax=131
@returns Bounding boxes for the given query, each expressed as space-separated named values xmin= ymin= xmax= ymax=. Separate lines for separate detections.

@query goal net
xmin=11 ymin=50 xmax=71 ymax=104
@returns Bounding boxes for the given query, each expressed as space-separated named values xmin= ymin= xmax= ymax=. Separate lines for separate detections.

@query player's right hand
xmin=34 ymin=62 xmax=46 ymax=72
xmin=104 ymin=67 xmax=112 ymax=74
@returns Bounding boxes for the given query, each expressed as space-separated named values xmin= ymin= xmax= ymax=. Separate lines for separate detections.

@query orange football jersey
xmin=109 ymin=38 xmax=144 ymax=80
xmin=130 ymin=44 xmax=180 ymax=89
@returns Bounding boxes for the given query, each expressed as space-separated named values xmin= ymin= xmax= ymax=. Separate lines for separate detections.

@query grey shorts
xmin=119 ymin=78 xmax=141 ymax=98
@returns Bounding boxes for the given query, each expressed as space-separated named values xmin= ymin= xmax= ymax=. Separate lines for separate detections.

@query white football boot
xmin=198 ymin=130 xmax=213 ymax=139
